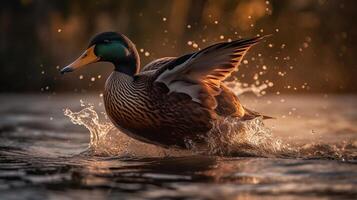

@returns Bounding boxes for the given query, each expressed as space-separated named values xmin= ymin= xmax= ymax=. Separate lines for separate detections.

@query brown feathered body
xmin=103 ymin=36 xmax=268 ymax=148
xmin=104 ymin=71 xmax=247 ymax=148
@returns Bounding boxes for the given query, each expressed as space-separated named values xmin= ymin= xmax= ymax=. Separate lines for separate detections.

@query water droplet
xmin=305 ymin=36 xmax=312 ymax=42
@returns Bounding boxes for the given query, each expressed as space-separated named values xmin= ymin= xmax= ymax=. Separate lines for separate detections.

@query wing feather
xmin=155 ymin=36 xmax=268 ymax=109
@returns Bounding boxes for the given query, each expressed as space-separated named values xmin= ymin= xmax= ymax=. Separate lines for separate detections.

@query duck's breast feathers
xmin=153 ymin=36 xmax=267 ymax=109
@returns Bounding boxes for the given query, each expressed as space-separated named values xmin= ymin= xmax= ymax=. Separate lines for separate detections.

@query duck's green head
xmin=61 ymin=32 xmax=140 ymax=76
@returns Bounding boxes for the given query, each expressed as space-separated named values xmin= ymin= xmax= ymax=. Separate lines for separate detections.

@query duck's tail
xmin=242 ymin=107 xmax=275 ymax=120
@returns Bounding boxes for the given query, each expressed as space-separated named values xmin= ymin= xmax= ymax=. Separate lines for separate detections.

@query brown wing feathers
xmin=155 ymin=36 xmax=266 ymax=109
xmin=181 ymin=36 xmax=264 ymax=93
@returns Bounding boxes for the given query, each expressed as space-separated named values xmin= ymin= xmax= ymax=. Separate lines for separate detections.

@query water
xmin=0 ymin=94 xmax=356 ymax=199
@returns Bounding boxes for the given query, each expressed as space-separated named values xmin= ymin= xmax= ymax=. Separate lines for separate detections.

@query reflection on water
xmin=0 ymin=94 xmax=356 ymax=199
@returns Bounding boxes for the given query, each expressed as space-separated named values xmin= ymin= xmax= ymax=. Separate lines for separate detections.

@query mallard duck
xmin=61 ymin=32 xmax=270 ymax=148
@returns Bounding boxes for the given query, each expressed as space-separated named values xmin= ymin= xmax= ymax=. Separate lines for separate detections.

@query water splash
xmin=64 ymin=101 xmax=192 ymax=157
xmin=64 ymin=102 xmax=357 ymax=161
xmin=225 ymin=79 xmax=269 ymax=96
xmin=64 ymin=103 xmax=111 ymax=149
xmin=63 ymin=101 xmax=284 ymax=157
xmin=204 ymin=117 xmax=283 ymax=156
xmin=295 ymin=141 xmax=357 ymax=161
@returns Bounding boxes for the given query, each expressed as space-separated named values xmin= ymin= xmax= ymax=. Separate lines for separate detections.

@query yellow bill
xmin=60 ymin=45 xmax=99 ymax=74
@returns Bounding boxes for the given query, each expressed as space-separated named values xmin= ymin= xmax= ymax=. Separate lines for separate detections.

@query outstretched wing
xmin=154 ymin=36 xmax=266 ymax=109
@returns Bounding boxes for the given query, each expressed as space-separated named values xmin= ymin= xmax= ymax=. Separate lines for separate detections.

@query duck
xmin=61 ymin=32 xmax=270 ymax=148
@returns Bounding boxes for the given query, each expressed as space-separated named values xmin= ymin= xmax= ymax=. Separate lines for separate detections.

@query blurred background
xmin=0 ymin=0 xmax=356 ymax=94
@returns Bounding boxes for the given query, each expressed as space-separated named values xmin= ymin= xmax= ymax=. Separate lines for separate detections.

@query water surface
xmin=0 ymin=94 xmax=356 ymax=199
